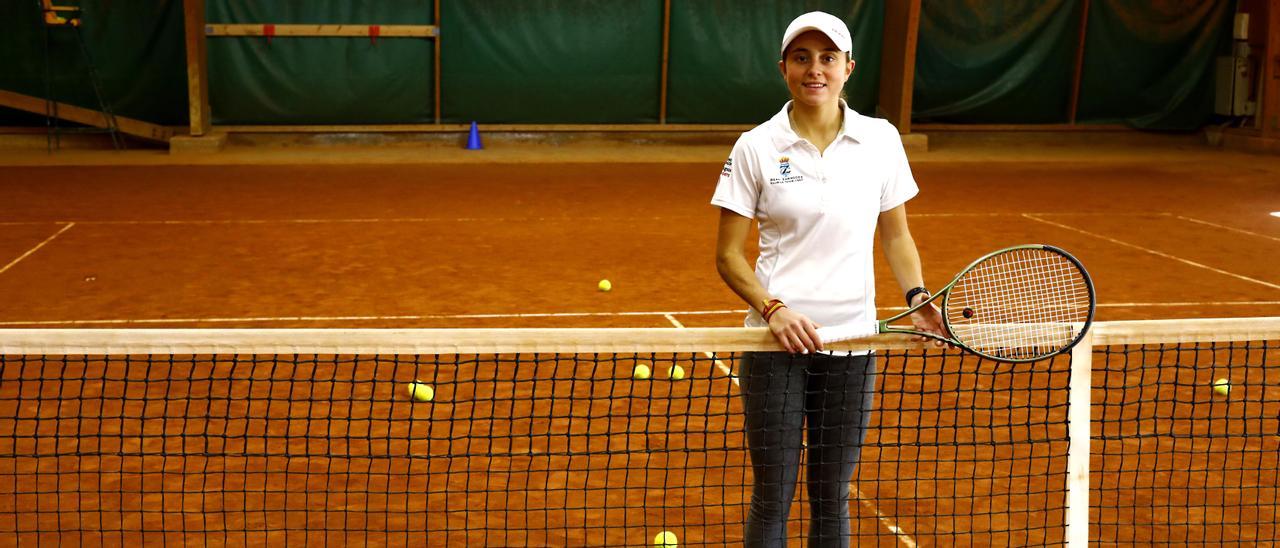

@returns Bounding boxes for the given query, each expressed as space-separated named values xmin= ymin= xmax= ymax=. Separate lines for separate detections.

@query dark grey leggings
xmin=739 ymin=351 xmax=877 ymax=548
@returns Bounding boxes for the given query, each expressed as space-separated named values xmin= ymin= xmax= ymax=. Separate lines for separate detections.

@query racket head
xmin=940 ymin=244 xmax=1095 ymax=363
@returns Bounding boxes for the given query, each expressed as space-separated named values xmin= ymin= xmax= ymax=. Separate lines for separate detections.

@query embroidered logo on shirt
xmin=768 ymin=156 xmax=804 ymax=185
xmin=721 ymin=158 xmax=733 ymax=177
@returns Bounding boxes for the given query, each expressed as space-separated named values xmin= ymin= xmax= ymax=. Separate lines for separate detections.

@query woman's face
xmin=778 ymin=30 xmax=854 ymax=108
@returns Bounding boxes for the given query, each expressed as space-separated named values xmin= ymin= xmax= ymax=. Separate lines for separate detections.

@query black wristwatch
xmin=905 ymin=286 xmax=930 ymax=306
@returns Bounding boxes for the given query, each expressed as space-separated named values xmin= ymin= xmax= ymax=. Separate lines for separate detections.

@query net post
xmin=1064 ymin=329 xmax=1093 ymax=547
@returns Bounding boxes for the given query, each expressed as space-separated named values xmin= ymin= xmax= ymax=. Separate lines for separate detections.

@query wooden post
xmin=1265 ymin=0 xmax=1280 ymax=137
xmin=659 ymin=0 xmax=671 ymax=124
xmin=434 ymin=0 xmax=442 ymax=124
xmin=876 ymin=0 xmax=921 ymax=135
xmin=182 ymin=0 xmax=210 ymax=137
xmin=1067 ymin=0 xmax=1091 ymax=124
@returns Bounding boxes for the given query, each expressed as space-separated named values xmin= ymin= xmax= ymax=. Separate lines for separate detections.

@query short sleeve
xmin=879 ymin=123 xmax=919 ymax=212
xmin=710 ymin=135 xmax=760 ymax=219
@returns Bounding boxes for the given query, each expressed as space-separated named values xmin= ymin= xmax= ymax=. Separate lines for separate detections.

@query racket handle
xmin=816 ymin=322 xmax=878 ymax=344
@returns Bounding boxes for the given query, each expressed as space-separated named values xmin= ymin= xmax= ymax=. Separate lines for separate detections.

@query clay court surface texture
xmin=0 ymin=133 xmax=1277 ymax=546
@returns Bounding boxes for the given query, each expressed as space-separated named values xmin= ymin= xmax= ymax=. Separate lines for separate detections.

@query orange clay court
xmin=0 ymin=137 xmax=1277 ymax=546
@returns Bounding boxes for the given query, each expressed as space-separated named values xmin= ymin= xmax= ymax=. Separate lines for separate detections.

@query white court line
xmin=1024 ymin=214 xmax=1280 ymax=291
xmin=663 ymin=313 xmax=917 ymax=547
xmin=0 ymin=222 xmax=74 ymax=275
xmin=0 ymin=216 xmax=669 ymax=226
xmin=1170 ymin=214 xmax=1280 ymax=244
xmin=1 ymin=301 xmax=1275 ymax=327
xmin=0 ymin=211 xmax=1173 ymax=227
xmin=662 ymin=313 xmax=737 ymax=386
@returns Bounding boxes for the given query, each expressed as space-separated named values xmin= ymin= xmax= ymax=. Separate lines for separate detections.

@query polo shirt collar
xmin=769 ymin=100 xmax=867 ymax=150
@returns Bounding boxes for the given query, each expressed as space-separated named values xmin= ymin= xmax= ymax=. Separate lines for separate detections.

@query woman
xmin=711 ymin=11 xmax=946 ymax=547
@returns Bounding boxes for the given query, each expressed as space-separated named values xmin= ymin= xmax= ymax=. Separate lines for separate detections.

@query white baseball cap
xmin=780 ymin=11 xmax=852 ymax=57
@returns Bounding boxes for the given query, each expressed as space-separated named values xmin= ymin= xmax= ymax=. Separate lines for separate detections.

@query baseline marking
xmin=1024 ymin=214 xmax=1280 ymax=291
xmin=1171 ymin=214 xmax=1280 ymax=244
xmin=0 ymin=223 xmax=75 ymax=275
xmin=0 ymin=211 xmax=1173 ymax=227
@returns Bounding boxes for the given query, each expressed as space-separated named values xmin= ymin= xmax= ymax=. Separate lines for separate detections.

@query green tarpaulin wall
xmin=0 ymin=1 xmax=1238 ymax=129
xmin=913 ymin=0 xmax=1235 ymax=129
xmin=206 ymin=2 xmax=434 ymax=124
xmin=0 ymin=1 xmax=187 ymax=125
xmin=665 ymin=0 xmax=882 ymax=124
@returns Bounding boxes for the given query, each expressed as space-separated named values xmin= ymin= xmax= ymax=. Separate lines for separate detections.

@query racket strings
xmin=947 ymin=248 xmax=1091 ymax=360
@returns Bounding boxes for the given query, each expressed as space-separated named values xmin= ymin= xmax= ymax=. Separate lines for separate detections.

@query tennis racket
xmin=816 ymin=244 xmax=1095 ymax=363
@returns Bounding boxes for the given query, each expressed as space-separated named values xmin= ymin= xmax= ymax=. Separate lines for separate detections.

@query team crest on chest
xmin=767 ymin=156 xmax=804 ymax=185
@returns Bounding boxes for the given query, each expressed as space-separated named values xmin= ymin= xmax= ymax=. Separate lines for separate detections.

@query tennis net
xmin=0 ymin=317 xmax=1276 ymax=546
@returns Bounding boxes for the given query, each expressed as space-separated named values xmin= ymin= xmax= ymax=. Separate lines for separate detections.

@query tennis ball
xmin=407 ymin=381 xmax=434 ymax=402
xmin=598 ymin=279 xmax=612 ymax=292
xmin=653 ymin=531 xmax=678 ymax=547
xmin=633 ymin=364 xmax=651 ymax=380
xmin=1213 ymin=378 xmax=1230 ymax=397
xmin=668 ymin=365 xmax=686 ymax=380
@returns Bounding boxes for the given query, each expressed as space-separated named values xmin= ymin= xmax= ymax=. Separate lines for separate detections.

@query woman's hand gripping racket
xmin=817 ymin=244 xmax=1096 ymax=363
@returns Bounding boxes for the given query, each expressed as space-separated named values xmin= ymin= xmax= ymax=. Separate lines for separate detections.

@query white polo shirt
xmin=711 ymin=100 xmax=918 ymax=329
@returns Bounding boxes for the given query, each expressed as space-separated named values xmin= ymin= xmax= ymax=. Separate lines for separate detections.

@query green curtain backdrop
xmin=206 ymin=2 xmax=434 ymax=125
xmin=439 ymin=1 xmax=662 ymax=124
xmin=665 ymin=0 xmax=883 ymax=124
xmin=0 ymin=0 xmax=187 ymax=125
xmin=0 ymin=1 xmax=1238 ymax=129
xmin=1075 ymin=0 xmax=1234 ymax=130
xmin=913 ymin=0 xmax=1081 ymax=123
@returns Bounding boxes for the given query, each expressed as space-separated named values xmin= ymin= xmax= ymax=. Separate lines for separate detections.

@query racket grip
xmin=816 ymin=323 xmax=878 ymax=344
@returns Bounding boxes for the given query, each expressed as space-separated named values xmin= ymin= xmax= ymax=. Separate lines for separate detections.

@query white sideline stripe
xmin=1 ymin=301 xmax=1277 ymax=327
xmin=854 ymin=489 xmax=919 ymax=548
xmin=0 ymin=211 xmax=1172 ymax=227
xmin=664 ymin=312 xmax=916 ymax=547
xmin=0 ymin=223 xmax=74 ymax=275
xmin=1024 ymin=214 xmax=1280 ymax=291
xmin=663 ymin=314 xmax=737 ymax=386
xmin=0 ymin=217 xmax=664 ymax=226
xmin=0 ymin=309 xmax=748 ymax=327
xmin=1171 ymin=214 xmax=1280 ymax=244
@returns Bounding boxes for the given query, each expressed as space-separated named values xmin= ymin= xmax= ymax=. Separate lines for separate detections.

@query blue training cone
xmin=465 ymin=121 xmax=483 ymax=150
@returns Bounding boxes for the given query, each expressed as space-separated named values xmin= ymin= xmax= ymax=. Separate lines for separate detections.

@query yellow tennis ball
xmin=653 ymin=531 xmax=678 ymax=547
xmin=407 ymin=381 xmax=434 ymax=402
xmin=1213 ymin=378 xmax=1230 ymax=397
xmin=633 ymin=364 xmax=651 ymax=380
xmin=598 ymin=279 xmax=612 ymax=292
xmin=668 ymin=365 xmax=686 ymax=380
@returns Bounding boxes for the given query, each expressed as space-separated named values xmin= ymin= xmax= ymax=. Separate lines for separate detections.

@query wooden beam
xmin=205 ymin=24 xmax=437 ymax=38
xmin=914 ymin=123 xmax=1129 ymax=132
xmin=0 ymin=89 xmax=173 ymax=142
xmin=1067 ymin=0 xmax=1091 ymax=124
xmin=183 ymin=0 xmax=211 ymax=136
xmin=216 ymin=123 xmax=754 ymax=133
xmin=876 ymin=0 xmax=922 ymax=133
